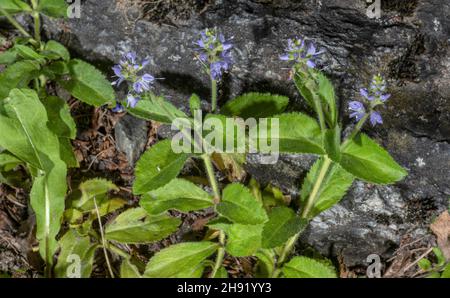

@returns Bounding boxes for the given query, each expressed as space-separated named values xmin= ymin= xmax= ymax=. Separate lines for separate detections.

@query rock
xmin=38 ymin=0 xmax=449 ymax=268
xmin=114 ymin=114 xmax=149 ymax=166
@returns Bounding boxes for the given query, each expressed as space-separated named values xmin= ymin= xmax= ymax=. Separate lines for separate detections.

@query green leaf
xmin=55 ymin=230 xmax=97 ymax=278
xmin=213 ymin=266 xmax=228 ymax=278
xmin=14 ymin=45 xmax=45 ymax=62
xmin=324 ymin=125 xmax=341 ymax=162
xmin=217 ymin=183 xmax=268 ymax=225
xmin=173 ymin=263 xmax=205 ymax=278
xmin=0 ymin=60 xmax=41 ymax=100
xmin=282 ymin=256 xmax=337 ymax=278
xmin=221 ymin=93 xmax=289 ymax=118
xmin=189 ymin=93 xmax=201 ymax=116
xmin=441 ymin=264 xmax=450 ymax=278
xmin=261 ymin=207 xmax=307 ymax=248
xmin=144 ymin=242 xmax=218 ymax=277
xmin=255 ymin=249 xmax=276 ymax=278
xmin=58 ymin=137 xmax=78 ymax=168
xmin=140 ymin=178 xmax=213 ymax=215
xmin=0 ymin=49 xmax=17 ymax=65
xmin=0 ymin=0 xmax=32 ymax=15
xmin=0 ymin=152 xmax=21 ymax=171
xmin=42 ymin=96 xmax=76 ymax=139
xmin=225 ymin=223 xmax=263 ymax=257
xmin=300 ymin=158 xmax=354 ymax=218
xmin=37 ymin=0 xmax=68 ymax=18
xmin=340 ymin=134 xmax=407 ymax=184
xmin=433 ymin=247 xmax=446 ymax=267
xmin=120 ymin=259 xmax=142 ymax=278
xmin=418 ymin=258 xmax=432 ymax=271
xmin=133 ymin=140 xmax=190 ymax=194
xmin=316 ymin=72 xmax=337 ymax=127
xmin=43 ymin=40 xmax=70 ymax=61
xmin=57 ymin=59 xmax=115 ymax=107
xmin=127 ymin=95 xmax=186 ymax=124
xmin=73 ymin=178 xmax=118 ymax=209
xmin=0 ymin=89 xmax=67 ymax=265
xmin=254 ymin=113 xmax=324 ymax=155
xmin=105 ymin=208 xmax=180 ymax=244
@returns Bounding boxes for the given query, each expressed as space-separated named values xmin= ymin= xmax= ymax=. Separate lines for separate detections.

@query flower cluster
xmin=194 ymin=28 xmax=233 ymax=80
xmin=280 ymin=37 xmax=324 ymax=68
xmin=111 ymin=52 xmax=155 ymax=109
xmin=349 ymin=75 xmax=391 ymax=126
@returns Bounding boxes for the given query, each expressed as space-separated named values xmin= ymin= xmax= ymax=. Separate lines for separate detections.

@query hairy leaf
xmin=141 ymin=178 xmax=213 ymax=215
xmin=144 ymin=242 xmax=219 ymax=277
xmin=221 ymin=93 xmax=289 ymax=118
xmin=133 ymin=140 xmax=189 ymax=194
xmin=43 ymin=40 xmax=70 ymax=61
xmin=282 ymin=256 xmax=337 ymax=278
xmin=0 ymin=60 xmax=41 ymax=100
xmin=105 ymin=208 xmax=180 ymax=244
xmin=262 ymin=206 xmax=307 ymax=248
xmin=57 ymin=59 xmax=115 ymax=107
xmin=225 ymin=223 xmax=263 ymax=257
xmin=217 ymin=183 xmax=268 ymax=225
xmin=55 ymin=229 xmax=97 ymax=278
xmin=127 ymin=96 xmax=186 ymax=124
xmin=340 ymin=134 xmax=407 ymax=184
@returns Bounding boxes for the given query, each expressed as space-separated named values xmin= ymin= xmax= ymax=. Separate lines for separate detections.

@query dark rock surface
xmin=40 ymin=0 xmax=449 ymax=268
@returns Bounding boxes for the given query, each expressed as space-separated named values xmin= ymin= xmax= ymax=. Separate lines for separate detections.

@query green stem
xmin=93 ymin=197 xmax=115 ymax=278
xmin=341 ymin=112 xmax=370 ymax=148
xmin=211 ymin=231 xmax=226 ymax=278
xmin=211 ymin=78 xmax=218 ymax=113
xmin=33 ymin=12 xmax=41 ymax=44
xmin=301 ymin=156 xmax=332 ymax=219
xmin=0 ymin=8 xmax=32 ymax=39
xmin=202 ymin=153 xmax=220 ymax=204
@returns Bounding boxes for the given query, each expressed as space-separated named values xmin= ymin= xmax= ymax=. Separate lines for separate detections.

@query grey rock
xmin=38 ymin=0 xmax=449 ymax=267
xmin=114 ymin=114 xmax=149 ymax=166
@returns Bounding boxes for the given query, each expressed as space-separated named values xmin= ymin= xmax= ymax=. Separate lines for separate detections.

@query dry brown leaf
xmin=430 ymin=211 xmax=450 ymax=260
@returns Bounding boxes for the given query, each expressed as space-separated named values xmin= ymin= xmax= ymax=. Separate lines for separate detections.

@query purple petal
xmin=112 ymin=103 xmax=124 ymax=113
xmin=307 ymin=44 xmax=316 ymax=56
xmin=306 ymin=60 xmax=316 ymax=68
xmin=141 ymin=73 xmax=155 ymax=83
xmin=370 ymin=111 xmax=383 ymax=126
xmin=348 ymin=101 xmax=365 ymax=111
xmin=380 ymin=94 xmax=391 ymax=101
xmin=127 ymin=94 xmax=139 ymax=108
xmin=280 ymin=54 xmax=290 ymax=61
xmin=112 ymin=65 xmax=122 ymax=77
xmin=360 ymin=88 xmax=369 ymax=99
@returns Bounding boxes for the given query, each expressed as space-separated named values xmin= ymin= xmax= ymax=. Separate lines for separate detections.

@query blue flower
xmin=348 ymin=101 xmax=366 ymax=121
xmin=370 ymin=111 xmax=383 ymax=126
xmin=133 ymin=73 xmax=155 ymax=93
xmin=361 ymin=75 xmax=391 ymax=104
xmin=112 ymin=102 xmax=124 ymax=113
xmin=195 ymin=28 xmax=233 ymax=81
xmin=280 ymin=37 xmax=324 ymax=68
xmin=126 ymin=94 xmax=140 ymax=108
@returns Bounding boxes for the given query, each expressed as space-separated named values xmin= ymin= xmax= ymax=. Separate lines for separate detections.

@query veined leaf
xmin=1 ymin=89 xmax=68 ymax=266
xmin=0 ymin=152 xmax=21 ymax=171
xmin=217 ymin=183 xmax=268 ymax=225
xmin=14 ymin=45 xmax=45 ymax=62
xmin=0 ymin=49 xmax=18 ymax=65
xmin=316 ymin=72 xmax=337 ymax=127
xmin=37 ymin=0 xmax=68 ymax=18
xmin=262 ymin=206 xmax=307 ymax=248
xmin=254 ymin=112 xmax=325 ymax=155
xmin=340 ymin=134 xmax=407 ymax=184
xmin=0 ymin=0 xmax=32 ymax=14
xmin=173 ymin=263 xmax=206 ymax=278
xmin=57 ymin=59 xmax=115 ymax=107
xmin=133 ymin=140 xmax=190 ymax=194
xmin=140 ymin=178 xmax=213 ymax=215
xmin=105 ymin=208 xmax=180 ymax=244
xmin=42 ymin=96 xmax=76 ymax=138
xmin=0 ymin=60 xmax=41 ymax=100
xmin=221 ymin=93 xmax=289 ymax=118
xmin=225 ymin=223 xmax=263 ymax=257
xmin=144 ymin=242 xmax=219 ymax=277
xmin=300 ymin=158 xmax=354 ymax=219
xmin=127 ymin=96 xmax=186 ymax=124
xmin=43 ymin=40 xmax=70 ymax=61
xmin=55 ymin=229 xmax=97 ymax=278
xmin=282 ymin=256 xmax=337 ymax=278
xmin=73 ymin=178 xmax=118 ymax=209
xmin=324 ymin=125 xmax=341 ymax=162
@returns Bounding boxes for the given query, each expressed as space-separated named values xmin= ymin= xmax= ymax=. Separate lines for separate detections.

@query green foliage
xmin=340 ymin=134 xmax=407 ymax=184
xmin=120 ymin=260 xmax=142 ymax=278
xmin=0 ymin=60 xmax=41 ymax=99
xmin=189 ymin=93 xmax=201 ymax=116
xmin=127 ymin=95 xmax=187 ymax=124
xmin=57 ymin=59 xmax=115 ymax=107
xmin=140 ymin=178 xmax=213 ymax=215
xmin=0 ymin=0 xmax=32 ymax=14
xmin=262 ymin=207 xmax=307 ymax=248
xmin=133 ymin=140 xmax=190 ymax=194
xmin=221 ymin=93 xmax=289 ymax=118
xmin=282 ymin=256 xmax=337 ymax=278
xmin=144 ymin=242 xmax=219 ymax=277
xmin=37 ymin=0 xmax=68 ymax=18
xmin=300 ymin=158 xmax=354 ymax=218
xmin=217 ymin=183 xmax=268 ymax=225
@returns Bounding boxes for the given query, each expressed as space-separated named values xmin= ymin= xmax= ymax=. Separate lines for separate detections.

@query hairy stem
xmin=211 ymin=231 xmax=226 ymax=277
xmin=342 ymin=112 xmax=370 ymax=148
xmin=93 ymin=197 xmax=115 ymax=278
xmin=211 ymin=78 xmax=218 ymax=113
